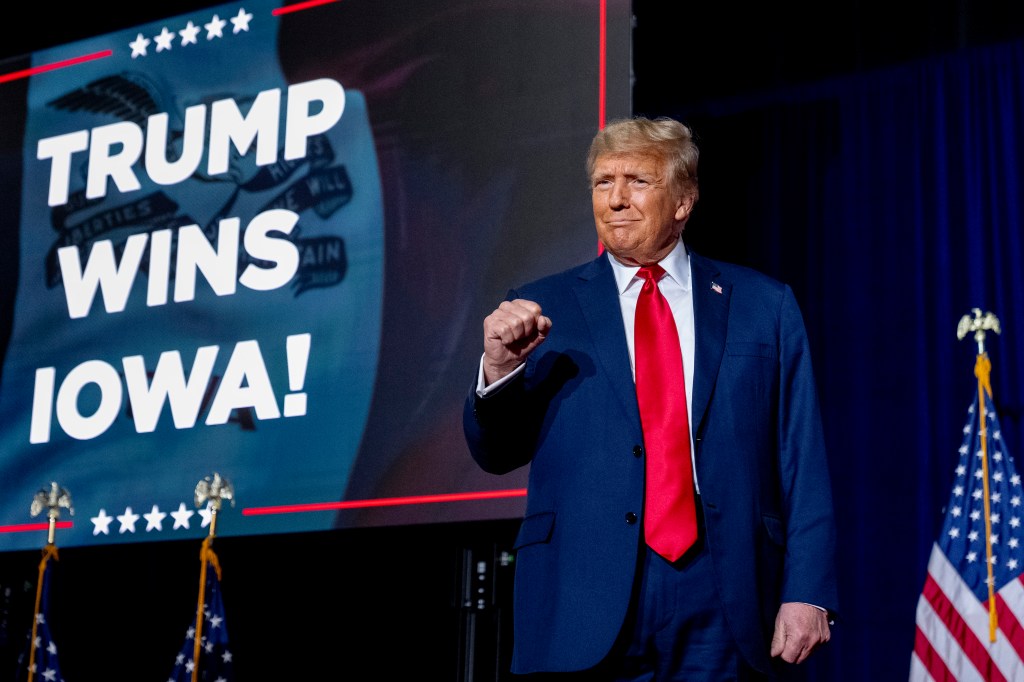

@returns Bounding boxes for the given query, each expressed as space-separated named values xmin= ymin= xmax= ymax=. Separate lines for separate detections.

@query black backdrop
xmin=3 ymin=1 xmax=1024 ymax=680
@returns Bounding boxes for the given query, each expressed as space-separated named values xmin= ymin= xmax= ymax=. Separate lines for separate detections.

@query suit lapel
xmin=573 ymin=256 xmax=642 ymax=427
xmin=689 ymin=251 xmax=730 ymax=437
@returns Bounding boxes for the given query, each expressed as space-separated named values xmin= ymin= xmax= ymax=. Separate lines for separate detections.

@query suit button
xmin=625 ymin=512 xmax=637 ymax=524
xmin=632 ymin=445 xmax=643 ymax=458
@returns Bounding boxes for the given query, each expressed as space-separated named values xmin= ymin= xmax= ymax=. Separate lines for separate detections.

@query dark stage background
xmin=2 ymin=1 xmax=1024 ymax=680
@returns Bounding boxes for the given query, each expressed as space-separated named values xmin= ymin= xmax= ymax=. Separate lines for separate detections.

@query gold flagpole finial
xmin=195 ymin=472 xmax=234 ymax=538
xmin=957 ymin=309 xmax=1003 ymax=642
xmin=29 ymin=482 xmax=73 ymax=546
xmin=191 ymin=474 xmax=232 ymax=682
xmin=957 ymin=308 xmax=1001 ymax=355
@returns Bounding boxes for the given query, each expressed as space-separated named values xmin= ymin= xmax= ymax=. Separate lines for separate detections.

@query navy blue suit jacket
xmin=463 ymin=248 xmax=839 ymax=675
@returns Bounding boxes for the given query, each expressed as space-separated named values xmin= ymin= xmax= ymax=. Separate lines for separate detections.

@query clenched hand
xmin=482 ymin=299 xmax=552 ymax=384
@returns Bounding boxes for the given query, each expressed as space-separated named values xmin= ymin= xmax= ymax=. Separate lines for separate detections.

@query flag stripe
xmin=924 ymin=571 xmax=1007 ymax=682
xmin=926 ymin=542 xmax=1024 ymax=680
xmin=917 ymin=568 xmax=989 ymax=682
xmin=913 ymin=622 xmax=957 ymax=682
xmin=994 ymin=591 xmax=1024 ymax=659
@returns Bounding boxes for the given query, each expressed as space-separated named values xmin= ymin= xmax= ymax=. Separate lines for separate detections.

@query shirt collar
xmin=608 ymin=239 xmax=691 ymax=295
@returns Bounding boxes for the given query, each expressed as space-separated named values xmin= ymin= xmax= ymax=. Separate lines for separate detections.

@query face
xmin=591 ymin=152 xmax=694 ymax=266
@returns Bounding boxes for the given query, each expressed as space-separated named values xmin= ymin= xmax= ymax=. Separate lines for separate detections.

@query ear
xmin=674 ymin=193 xmax=695 ymax=222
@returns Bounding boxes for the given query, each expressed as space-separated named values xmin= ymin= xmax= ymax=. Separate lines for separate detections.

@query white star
xmin=154 ymin=27 xmax=176 ymax=52
xmin=948 ymin=527 xmax=960 ymax=539
xmin=47 ymin=641 xmax=57 ymax=655
xmin=129 ymin=33 xmax=151 ymax=58
xmin=971 ymin=509 xmax=982 ymax=521
xmin=993 ymin=492 xmax=1003 ymax=503
xmin=973 ymin=489 xmax=984 ymax=501
xmin=209 ymin=613 xmax=223 ymax=629
xmin=966 ymin=551 xmax=978 ymax=562
xmin=951 ymin=506 xmax=962 ymax=517
xmin=968 ymin=530 xmax=980 ymax=542
xmin=144 ymin=505 xmax=167 ymax=531
xmin=118 ymin=506 xmax=140 ymax=533
xmin=171 ymin=502 xmax=195 ymax=529
xmin=91 ymin=509 xmax=114 ymax=535
xmin=994 ymin=452 xmax=1004 ymax=463
xmin=198 ymin=505 xmax=214 ymax=528
xmin=1013 ymin=474 xmax=1022 ymax=486
xmin=1013 ymin=516 xmax=1021 ymax=528
xmin=222 ymin=650 xmax=232 ymax=663
xmin=231 ymin=8 xmax=253 ymax=33
xmin=41 ymin=668 xmax=56 ymax=682
xmin=953 ymin=484 xmax=964 ymax=497
xmin=992 ymin=513 xmax=1001 ymax=524
xmin=179 ymin=21 xmax=201 ymax=45
xmin=205 ymin=14 xmax=227 ymax=39
xmin=956 ymin=464 xmax=967 ymax=476
xmin=1010 ymin=558 xmax=1019 ymax=571
xmin=185 ymin=659 xmax=195 ymax=673
xmin=1010 ymin=537 xmax=1019 ymax=548
xmin=176 ymin=653 xmax=185 ymax=665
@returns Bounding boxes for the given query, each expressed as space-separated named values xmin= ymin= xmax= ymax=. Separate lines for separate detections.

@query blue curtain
xmin=670 ymin=38 xmax=1024 ymax=680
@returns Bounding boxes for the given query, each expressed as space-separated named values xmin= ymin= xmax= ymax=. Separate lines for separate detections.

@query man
xmin=463 ymin=116 xmax=838 ymax=680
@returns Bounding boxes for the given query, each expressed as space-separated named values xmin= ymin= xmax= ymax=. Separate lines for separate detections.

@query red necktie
xmin=634 ymin=264 xmax=697 ymax=561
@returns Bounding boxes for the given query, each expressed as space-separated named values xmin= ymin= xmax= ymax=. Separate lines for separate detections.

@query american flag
xmin=911 ymin=382 xmax=1024 ymax=681
xmin=17 ymin=546 xmax=64 ymax=682
xmin=168 ymin=555 xmax=233 ymax=682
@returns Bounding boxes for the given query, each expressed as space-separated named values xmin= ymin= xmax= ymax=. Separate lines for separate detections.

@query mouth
xmin=603 ymin=218 xmax=636 ymax=227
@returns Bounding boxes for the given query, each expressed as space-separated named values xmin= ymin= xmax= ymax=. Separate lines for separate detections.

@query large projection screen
xmin=0 ymin=0 xmax=632 ymax=551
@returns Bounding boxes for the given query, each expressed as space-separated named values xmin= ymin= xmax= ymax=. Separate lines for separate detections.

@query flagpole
xmin=26 ymin=482 xmax=72 ymax=682
xmin=191 ymin=472 xmax=233 ymax=682
xmin=957 ymin=308 xmax=1002 ymax=642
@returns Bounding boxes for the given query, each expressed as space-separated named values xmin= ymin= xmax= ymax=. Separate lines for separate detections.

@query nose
xmin=609 ymin=179 xmax=629 ymax=209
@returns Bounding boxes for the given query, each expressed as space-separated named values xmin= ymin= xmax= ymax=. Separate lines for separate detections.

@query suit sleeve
xmin=777 ymin=285 xmax=840 ymax=618
xmin=463 ymin=370 xmax=540 ymax=474
xmin=463 ymin=288 xmax=543 ymax=475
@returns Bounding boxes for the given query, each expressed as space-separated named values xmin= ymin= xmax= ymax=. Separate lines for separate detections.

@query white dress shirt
xmin=609 ymin=240 xmax=698 ymax=492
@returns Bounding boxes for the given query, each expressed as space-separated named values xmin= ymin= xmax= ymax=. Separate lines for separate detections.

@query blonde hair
xmin=587 ymin=117 xmax=699 ymax=201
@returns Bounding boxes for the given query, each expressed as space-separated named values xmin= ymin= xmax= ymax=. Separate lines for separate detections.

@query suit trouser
xmin=515 ymin=504 xmax=769 ymax=681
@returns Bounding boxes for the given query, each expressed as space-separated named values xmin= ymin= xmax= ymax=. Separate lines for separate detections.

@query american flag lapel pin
xmin=711 ymin=281 xmax=723 ymax=294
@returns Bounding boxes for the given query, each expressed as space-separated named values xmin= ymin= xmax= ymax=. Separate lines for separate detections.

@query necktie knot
xmin=637 ymin=264 xmax=666 ymax=288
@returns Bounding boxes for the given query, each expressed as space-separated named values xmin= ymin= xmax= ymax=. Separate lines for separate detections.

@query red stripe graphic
xmin=0 ymin=50 xmax=112 ymax=84
xmin=272 ymin=0 xmax=341 ymax=16
xmin=598 ymin=0 xmax=606 ymax=130
xmin=0 ymin=520 xmax=73 ymax=534
xmin=243 ymin=487 xmax=527 ymax=516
